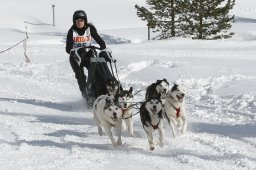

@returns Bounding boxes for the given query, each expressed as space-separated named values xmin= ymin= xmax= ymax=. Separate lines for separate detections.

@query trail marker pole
xmin=52 ymin=4 xmax=55 ymax=26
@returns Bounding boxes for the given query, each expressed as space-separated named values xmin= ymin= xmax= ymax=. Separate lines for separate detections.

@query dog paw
xmin=130 ymin=133 xmax=135 ymax=137
xmin=117 ymin=139 xmax=122 ymax=145
xmin=181 ymin=128 xmax=186 ymax=134
xmin=112 ymin=142 xmax=118 ymax=148
xmin=150 ymin=146 xmax=155 ymax=151
xmin=98 ymin=127 xmax=103 ymax=136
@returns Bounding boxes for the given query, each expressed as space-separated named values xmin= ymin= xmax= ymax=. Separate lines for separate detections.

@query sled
xmin=70 ymin=46 xmax=118 ymax=108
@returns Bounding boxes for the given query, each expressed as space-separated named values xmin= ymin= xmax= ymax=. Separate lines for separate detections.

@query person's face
xmin=75 ymin=19 xmax=85 ymax=28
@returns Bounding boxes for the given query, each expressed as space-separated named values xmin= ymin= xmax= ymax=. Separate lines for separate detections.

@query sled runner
xmin=70 ymin=46 xmax=118 ymax=108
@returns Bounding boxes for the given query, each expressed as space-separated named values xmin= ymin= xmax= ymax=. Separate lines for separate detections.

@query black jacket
xmin=65 ymin=23 xmax=106 ymax=54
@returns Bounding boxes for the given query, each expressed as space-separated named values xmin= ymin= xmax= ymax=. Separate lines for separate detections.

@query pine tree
xmin=135 ymin=0 xmax=181 ymax=39
xmin=179 ymin=0 xmax=235 ymax=39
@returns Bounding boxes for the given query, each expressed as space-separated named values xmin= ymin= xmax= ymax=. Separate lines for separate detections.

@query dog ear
xmin=105 ymin=98 xmax=113 ymax=107
xmin=119 ymin=83 xmax=123 ymax=91
xmin=129 ymin=86 xmax=133 ymax=93
xmin=163 ymin=78 xmax=169 ymax=85
xmin=104 ymin=99 xmax=109 ymax=110
xmin=156 ymin=80 xmax=161 ymax=85
xmin=105 ymin=98 xmax=110 ymax=105
xmin=171 ymin=84 xmax=178 ymax=92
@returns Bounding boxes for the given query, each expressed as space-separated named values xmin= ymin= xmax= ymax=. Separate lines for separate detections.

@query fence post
xmin=52 ymin=4 xmax=55 ymax=26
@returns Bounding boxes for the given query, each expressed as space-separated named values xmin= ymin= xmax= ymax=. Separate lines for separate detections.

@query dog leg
xmin=158 ymin=122 xmax=164 ymax=148
xmin=93 ymin=112 xmax=102 ymax=136
xmin=168 ymin=116 xmax=177 ymax=138
xmin=98 ymin=126 xmax=103 ymax=136
xmin=177 ymin=118 xmax=182 ymax=129
xmin=181 ymin=116 xmax=187 ymax=134
xmin=116 ymin=120 xmax=122 ymax=146
xmin=127 ymin=117 xmax=135 ymax=137
xmin=145 ymin=129 xmax=155 ymax=151
xmin=103 ymin=124 xmax=117 ymax=147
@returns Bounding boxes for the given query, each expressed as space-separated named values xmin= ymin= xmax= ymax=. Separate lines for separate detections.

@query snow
xmin=0 ymin=0 xmax=256 ymax=169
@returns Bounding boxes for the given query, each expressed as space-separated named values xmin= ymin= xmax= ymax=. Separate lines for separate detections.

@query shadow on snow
xmin=0 ymin=97 xmax=72 ymax=112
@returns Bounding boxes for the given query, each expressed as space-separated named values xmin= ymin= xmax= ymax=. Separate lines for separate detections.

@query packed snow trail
xmin=1 ymin=37 xmax=256 ymax=169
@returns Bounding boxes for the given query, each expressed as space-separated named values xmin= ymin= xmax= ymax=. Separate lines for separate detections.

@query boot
xmin=77 ymin=75 xmax=87 ymax=96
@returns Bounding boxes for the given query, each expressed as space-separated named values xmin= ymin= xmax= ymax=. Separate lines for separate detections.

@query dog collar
xmin=107 ymin=119 xmax=116 ymax=126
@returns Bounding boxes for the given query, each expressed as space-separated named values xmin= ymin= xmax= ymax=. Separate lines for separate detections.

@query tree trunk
xmin=171 ymin=0 xmax=175 ymax=37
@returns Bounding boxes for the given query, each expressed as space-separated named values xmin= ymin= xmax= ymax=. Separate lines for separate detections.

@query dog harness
xmin=168 ymin=96 xmax=181 ymax=118
xmin=72 ymin=28 xmax=92 ymax=49
xmin=171 ymin=104 xmax=181 ymax=118
xmin=150 ymin=120 xmax=160 ymax=130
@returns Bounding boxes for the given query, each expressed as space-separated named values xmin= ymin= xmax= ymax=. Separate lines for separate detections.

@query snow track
xmin=1 ymin=1 xmax=256 ymax=166
xmin=1 ymin=38 xmax=256 ymax=169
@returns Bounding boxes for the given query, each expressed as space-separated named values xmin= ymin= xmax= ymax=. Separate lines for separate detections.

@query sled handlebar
xmin=70 ymin=46 xmax=101 ymax=53
xmin=70 ymin=46 xmax=117 ymax=63
xmin=84 ymin=46 xmax=101 ymax=50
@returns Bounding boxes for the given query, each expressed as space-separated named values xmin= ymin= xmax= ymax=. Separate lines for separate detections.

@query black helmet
xmin=73 ymin=10 xmax=87 ymax=24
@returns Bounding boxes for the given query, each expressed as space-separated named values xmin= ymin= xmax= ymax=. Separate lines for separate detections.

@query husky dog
xmin=118 ymin=87 xmax=135 ymax=137
xmin=93 ymin=95 xmax=123 ymax=147
xmin=140 ymin=97 xmax=164 ymax=151
xmin=105 ymin=78 xmax=122 ymax=98
xmin=145 ymin=78 xmax=169 ymax=105
xmin=164 ymin=84 xmax=187 ymax=138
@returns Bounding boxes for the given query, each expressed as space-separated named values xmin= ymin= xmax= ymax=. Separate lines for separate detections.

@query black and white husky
xmin=93 ymin=95 xmax=123 ymax=147
xmin=164 ymin=84 xmax=187 ymax=138
xmin=145 ymin=78 xmax=169 ymax=104
xmin=140 ymin=97 xmax=164 ymax=151
xmin=105 ymin=78 xmax=122 ymax=98
xmin=118 ymin=87 xmax=135 ymax=137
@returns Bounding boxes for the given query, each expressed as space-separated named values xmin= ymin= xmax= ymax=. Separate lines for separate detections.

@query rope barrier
xmin=24 ymin=21 xmax=53 ymax=26
xmin=0 ymin=24 xmax=31 ymax=63
xmin=0 ymin=38 xmax=27 ymax=54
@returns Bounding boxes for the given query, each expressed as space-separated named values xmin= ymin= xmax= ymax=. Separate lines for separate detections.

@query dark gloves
xmin=99 ymin=49 xmax=112 ymax=62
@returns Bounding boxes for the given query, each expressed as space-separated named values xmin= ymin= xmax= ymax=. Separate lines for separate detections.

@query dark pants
xmin=69 ymin=50 xmax=93 ymax=93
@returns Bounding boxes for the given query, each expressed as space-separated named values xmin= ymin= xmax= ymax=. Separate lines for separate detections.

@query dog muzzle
xmin=111 ymin=116 xmax=119 ymax=122
xmin=176 ymin=95 xmax=185 ymax=102
xmin=150 ymin=108 xmax=158 ymax=114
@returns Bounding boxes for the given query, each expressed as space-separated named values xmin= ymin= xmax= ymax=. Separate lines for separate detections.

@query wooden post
xmin=52 ymin=4 xmax=55 ymax=26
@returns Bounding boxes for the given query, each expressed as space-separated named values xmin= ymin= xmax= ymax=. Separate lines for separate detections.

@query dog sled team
xmin=93 ymin=78 xmax=188 ymax=151
xmin=66 ymin=10 xmax=188 ymax=151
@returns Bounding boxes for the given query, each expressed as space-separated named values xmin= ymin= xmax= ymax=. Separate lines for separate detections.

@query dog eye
xmin=156 ymin=102 xmax=159 ymax=104
xmin=115 ymin=108 xmax=118 ymax=110
xmin=108 ymin=108 xmax=112 ymax=111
